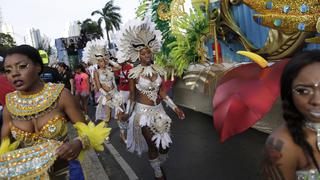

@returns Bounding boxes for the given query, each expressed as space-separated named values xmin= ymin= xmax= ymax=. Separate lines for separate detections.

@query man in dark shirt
xmin=40 ymin=65 xmax=62 ymax=83
xmin=57 ymin=62 xmax=74 ymax=92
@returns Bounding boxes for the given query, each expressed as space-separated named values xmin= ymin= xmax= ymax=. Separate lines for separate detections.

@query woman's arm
xmin=94 ymin=70 xmax=101 ymax=90
xmin=56 ymin=89 xmax=85 ymax=160
xmin=69 ymin=78 xmax=74 ymax=95
xmin=125 ymin=78 xmax=136 ymax=115
xmin=60 ymin=89 xmax=85 ymax=123
xmin=159 ymin=78 xmax=185 ymax=120
xmin=94 ymin=70 xmax=111 ymax=92
xmin=261 ymin=135 xmax=297 ymax=180
xmin=1 ymin=106 xmax=12 ymax=139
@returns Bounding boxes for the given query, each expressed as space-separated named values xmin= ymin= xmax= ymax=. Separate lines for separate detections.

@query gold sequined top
xmin=5 ymin=83 xmax=64 ymax=121
xmin=10 ymin=115 xmax=68 ymax=147
xmin=5 ymin=83 xmax=68 ymax=147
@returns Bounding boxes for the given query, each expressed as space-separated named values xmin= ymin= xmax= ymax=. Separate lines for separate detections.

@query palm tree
xmin=91 ymin=0 xmax=122 ymax=48
xmin=79 ymin=18 xmax=103 ymax=39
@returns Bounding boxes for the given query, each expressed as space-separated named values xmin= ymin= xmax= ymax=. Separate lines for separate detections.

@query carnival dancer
xmin=82 ymin=40 xmax=123 ymax=140
xmin=0 ymin=45 xmax=110 ymax=179
xmin=118 ymin=19 xmax=185 ymax=179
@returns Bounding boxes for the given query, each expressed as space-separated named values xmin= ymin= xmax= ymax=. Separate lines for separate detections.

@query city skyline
xmin=0 ymin=0 xmax=141 ymax=44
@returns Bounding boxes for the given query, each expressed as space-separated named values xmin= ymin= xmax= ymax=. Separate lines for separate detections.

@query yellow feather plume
xmin=0 ymin=137 xmax=20 ymax=155
xmin=74 ymin=121 xmax=111 ymax=160
xmin=236 ymin=51 xmax=269 ymax=68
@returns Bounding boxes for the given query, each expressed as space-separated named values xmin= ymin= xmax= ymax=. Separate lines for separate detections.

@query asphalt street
xmin=90 ymin=104 xmax=268 ymax=180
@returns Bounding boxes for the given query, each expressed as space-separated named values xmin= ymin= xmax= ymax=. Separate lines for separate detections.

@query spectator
xmin=74 ymin=64 xmax=90 ymax=114
xmin=57 ymin=62 xmax=74 ymax=93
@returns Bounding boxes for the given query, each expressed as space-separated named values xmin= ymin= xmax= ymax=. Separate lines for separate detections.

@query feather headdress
xmin=117 ymin=18 xmax=162 ymax=63
xmin=82 ymin=39 xmax=110 ymax=64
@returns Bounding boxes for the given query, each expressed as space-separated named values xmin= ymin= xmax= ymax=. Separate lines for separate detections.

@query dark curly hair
xmin=4 ymin=45 xmax=44 ymax=74
xmin=57 ymin=62 xmax=70 ymax=71
xmin=281 ymin=50 xmax=320 ymax=171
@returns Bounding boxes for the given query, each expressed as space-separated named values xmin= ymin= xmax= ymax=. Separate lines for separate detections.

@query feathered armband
xmin=73 ymin=121 xmax=111 ymax=160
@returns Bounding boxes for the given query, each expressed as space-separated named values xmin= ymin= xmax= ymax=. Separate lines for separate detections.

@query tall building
xmin=1 ymin=22 xmax=14 ymax=36
xmin=0 ymin=8 xmax=14 ymax=36
xmin=67 ymin=21 xmax=80 ymax=37
xmin=0 ymin=7 xmax=3 ymax=33
xmin=26 ymin=28 xmax=42 ymax=48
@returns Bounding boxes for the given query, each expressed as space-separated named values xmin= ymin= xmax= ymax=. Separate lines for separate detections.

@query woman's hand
xmin=118 ymin=111 xmax=129 ymax=122
xmin=56 ymin=139 xmax=82 ymax=161
xmin=174 ymin=107 xmax=185 ymax=120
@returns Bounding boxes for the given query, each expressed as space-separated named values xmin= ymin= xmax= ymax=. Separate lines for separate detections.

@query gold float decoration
xmin=157 ymin=2 xmax=171 ymax=21
xmin=170 ymin=0 xmax=188 ymax=35
xmin=217 ymin=0 xmax=313 ymax=60
xmin=242 ymin=0 xmax=320 ymax=34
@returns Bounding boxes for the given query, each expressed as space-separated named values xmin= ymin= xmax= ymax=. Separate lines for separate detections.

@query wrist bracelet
xmin=75 ymin=135 xmax=90 ymax=150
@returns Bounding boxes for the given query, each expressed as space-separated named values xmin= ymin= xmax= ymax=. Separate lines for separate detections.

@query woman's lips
xmin=310 ymin=111 xmax=320 ymax=118
xmin=13 ymin=80 xmax=24 ymax=87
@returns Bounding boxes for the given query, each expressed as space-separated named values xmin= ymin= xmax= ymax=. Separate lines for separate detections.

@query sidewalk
xmin=82 ymin=149 xmax=109 ymax=180
xmin=68 ymin=123 xmax=109 ymax=180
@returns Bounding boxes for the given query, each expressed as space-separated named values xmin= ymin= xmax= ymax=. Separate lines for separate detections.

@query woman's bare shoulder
xmin=262 ymin=125 xmax=300 ymax=179
xmin=58 ymin=88 xmax=74 ymax=106
xmin=266 ymin=124 xmax=301 ymax=154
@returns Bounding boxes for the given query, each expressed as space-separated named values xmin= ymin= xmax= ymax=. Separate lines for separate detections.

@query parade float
xmin=139 ymin=0 xmax=320 ymax=142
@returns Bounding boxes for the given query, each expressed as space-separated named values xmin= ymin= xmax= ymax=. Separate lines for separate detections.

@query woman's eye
xmin=294 ymin=87 xmax=313 ymax=95
xmin=18 ymin=64 xmax=29 ymax=70
xmin=4 ymin=69 xmax=11 ymax=74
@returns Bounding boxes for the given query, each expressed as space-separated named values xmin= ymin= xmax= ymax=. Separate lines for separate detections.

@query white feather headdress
xmin=82 ymin=39 xmax=110 ymax=64
xmin=117 ymin=18 xmax=162 ymax=63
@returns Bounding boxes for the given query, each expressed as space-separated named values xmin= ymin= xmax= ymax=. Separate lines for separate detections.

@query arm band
xmin=109 ymin=60 xmax=121 ymax=68
xmin=75 ymin=135 xmax=90 ymax=150
xmin=163 ymin=96 xmax=177 ymax=110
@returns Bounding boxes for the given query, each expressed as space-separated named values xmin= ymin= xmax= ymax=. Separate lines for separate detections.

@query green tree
xmin=91 ymin=0 xmax=121 ymax=48
xmin=0 ymin=33 xmax=16 ymax=54
xmin=78 ymin=19 xmax=103 ymax=39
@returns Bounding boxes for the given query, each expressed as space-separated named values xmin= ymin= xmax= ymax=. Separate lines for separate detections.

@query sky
xmin=0 ymin=0 xmax=141 ymax=44
xmin=0 ymin=0 xmax=192 ymax=45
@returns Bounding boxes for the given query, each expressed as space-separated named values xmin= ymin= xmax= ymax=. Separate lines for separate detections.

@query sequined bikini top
xmin=5 ymin=83 xmax=64 ymax=121
xmin=98 ymin=68 xmax=114 ymax=88
xmin=296 ymin=169 xmax=320 ymax=180
xmin=10 ymin=115 xmax=68 ymax=147
xmin=136 ymin=75 xmax=162 ymax=105
xmin=129 ymin=64 xmax=165 ymax=105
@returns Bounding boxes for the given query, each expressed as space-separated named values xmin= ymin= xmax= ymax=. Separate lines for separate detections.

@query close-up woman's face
xmin=98 ymin=58 xmax=107 ymax=68
xmin=57 ymin=65 xmax=64 ymax=73
xmin=4 ymin=53 xmax=41 ymax=91
xmin=292 ymin=62 xmax=320 ymax=122
xmin=139 ymin=48 xmax=152 ymax=65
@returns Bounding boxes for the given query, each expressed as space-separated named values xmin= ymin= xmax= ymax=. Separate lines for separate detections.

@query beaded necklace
xmin=305 ymin=121 xmax=320 ymax=151
xmin=6 ymin=83 xmax=64 ymax=121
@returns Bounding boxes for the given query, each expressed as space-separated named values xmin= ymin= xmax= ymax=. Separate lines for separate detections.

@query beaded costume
xmin=117 ymin=17 xmax=184 ymax=178
xmin=96 ymin=67 xmax=123 ymax=121
xmin=294 ymin=122 xmax=320 ymax=180
xmin=296 ymin=169 xmax=320 ymax=180
xmin=82 ymin=39 xmax=123 ymax=122
xmin=6 ymin=83 xmax=66 ymax=147
xmin=117 ymin=18 xmax=178 ymax=157
xmin=0 ymin=83 xmax=110 ymax=179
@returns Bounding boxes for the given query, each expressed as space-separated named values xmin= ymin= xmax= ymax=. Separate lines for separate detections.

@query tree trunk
xmin=106 ymin=29 xmax=111 ymax=48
